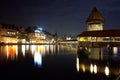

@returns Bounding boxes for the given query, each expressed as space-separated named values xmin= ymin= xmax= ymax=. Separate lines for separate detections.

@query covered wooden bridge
xmin=77 ymin=29 xmax=120 ymax=47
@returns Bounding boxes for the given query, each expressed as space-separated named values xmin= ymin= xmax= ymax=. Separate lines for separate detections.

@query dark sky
xmin=0 ymin=0 xmax=120 ymax=35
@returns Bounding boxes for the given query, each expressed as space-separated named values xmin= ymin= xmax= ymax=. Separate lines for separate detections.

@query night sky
xmin=0 ymin=0 xmax=120 ymax=35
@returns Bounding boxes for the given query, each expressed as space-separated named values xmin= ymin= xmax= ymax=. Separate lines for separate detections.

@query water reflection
xmin=0 ymin=44 xmax=77 ymax=60
xmin=34 ymin=52 xmax=42 ymax=67
xmin=6 ymin=45 xmax=18 ymax=60
xmin=105 ymin=66 xmax=109 ymax=76
xmin=93 ymin=64 xmax=97 ymax=74
xmin=76 ymin=55 xmax=120 ymax=79
xmin=0 ymin=45 xmax=50 ymax=60
xmin=76 ymin=57 xmax=79 ymax=72
xmin=22 ymin=45 xmax=25 ymax=56
xmin=90 ymin=64 xmax=94 ymax=73
xmin=0 ymin=44 xmax=120 ymax=79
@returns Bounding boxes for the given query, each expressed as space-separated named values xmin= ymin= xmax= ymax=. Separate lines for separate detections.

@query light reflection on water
xmin=0 ymin=44 xmax=120 ymax=79
xmin=76 ymin=46 xmax=120 ymax=79
xmin=34 ymin=52 xmax=42 ymax=67
xmin=0 ymin=44 xmax=77 ymax=61
xmin=76 ymin=54 xmax=120 ymax=79
xmin=0 ymin=45 xmax=18 ymax=60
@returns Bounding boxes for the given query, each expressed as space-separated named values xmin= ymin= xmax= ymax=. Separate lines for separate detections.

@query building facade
xmin=0 ymin=24 xmax=20 ymax=43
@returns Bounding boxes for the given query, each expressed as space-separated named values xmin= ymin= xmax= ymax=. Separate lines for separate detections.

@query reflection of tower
xmin=53 ymin=44 xmax=58 ymax=54
xmin=86 ymin=7 xmax=104 ymax=60
xmin=53 ymin=32 xmax=58 ymax=54
xmin=55 ymin=32 xmax=58 ymax=53
xmin=54 ymin=32 xmax=58 ymax=44
xmin=86 ymin=7 xmax=104 ymax=31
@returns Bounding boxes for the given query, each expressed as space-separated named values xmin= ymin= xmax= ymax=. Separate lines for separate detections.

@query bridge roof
xmin=78 ymin=29 xmax=120 ymax=37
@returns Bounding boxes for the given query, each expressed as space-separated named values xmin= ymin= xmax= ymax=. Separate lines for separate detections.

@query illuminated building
xmin=0 ymin=23 xmax=26 ymax=43
xmin=25 ymin=26 xmax=53 ymax=43
xmin=26 ymin=26 xmax=44 ymax=43
xmin=0 ymin=24 xmax=53 ymax=44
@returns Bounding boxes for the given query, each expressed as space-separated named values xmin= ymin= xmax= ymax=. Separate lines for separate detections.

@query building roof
xmin=78 ymin=29 xmax=120 ymax=37
xmin=86 ymin=7 xmax=104 ymax=23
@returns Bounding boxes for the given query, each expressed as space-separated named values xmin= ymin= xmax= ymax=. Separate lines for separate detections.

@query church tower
xmin=86 ymin=7 xmax=104 ymax=31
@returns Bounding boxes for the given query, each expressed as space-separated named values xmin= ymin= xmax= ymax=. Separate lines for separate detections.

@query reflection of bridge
xmin=76 ymin=56 xmax=120 ymax=80
xmin=58 ymin=40 xmax=78 ymax=45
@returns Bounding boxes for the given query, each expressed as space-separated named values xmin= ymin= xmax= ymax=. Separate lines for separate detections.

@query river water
xmin=0 ymin=44 xmax=120 ymax=80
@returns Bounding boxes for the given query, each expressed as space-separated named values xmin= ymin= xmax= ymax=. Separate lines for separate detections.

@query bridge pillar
xmin=88 ymin=47 xmax=103 ymax=60
xmin=108 ymin=47 xmax=113 ymax=56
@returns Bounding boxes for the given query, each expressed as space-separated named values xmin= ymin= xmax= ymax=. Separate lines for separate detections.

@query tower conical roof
xmin=86 ymin=7 xmax=104 ymax=23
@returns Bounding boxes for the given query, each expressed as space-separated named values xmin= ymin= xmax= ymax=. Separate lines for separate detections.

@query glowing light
xmin=90 ymin=64 xmax=94 ymax=73
xmin=94 ymin=64 xmax=97 ymax=74
xmin=105 ymin=66 xmax=109 ymax=76
xmin=22 ymin=39 xmax=26 ymax=43
xmin=22 ymin=45 xmax=25 ymax=56
xmin=66 ymin=37 xmax=71 ymax=40
xmin=76 ymin=57 xmax=79 ymax=72
xmin=81 ymin=64 xmax=86 ymax=72
xmin=41 ymin=35 xmax=46 ymax=39
xmin=6 ymin=45 xmax=16 ymax=60
xmin=39 ymin=45 xmax=45 ymax=54
xmin=50 ymin=45 xmax=54 ymax=54
xmin=35 ymin=30 xmax=41 ymax=33
xmin=35 ymin=27 xmax=43 ymax=33
xmin=38 ymin=27 xmax=43 ymax=31
xmin=31 ymin=40 xmax=35 ymax=43
xmin=79 ymin=37 xmax=86 ymax=41
xmin=26 ymin=45 xmax=29 ymax=50
xmin=113 ymin=47 xmax=118 ymax=55
xmin=31 ymin=45 xmax=35 ymax=54
xmin=16 ymin=45 xmax=18 ymax=57
xmin=34 ymin=52 xmax=42 ymax=67
xmin=6 ymin=45 xmax=8 ymax=58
